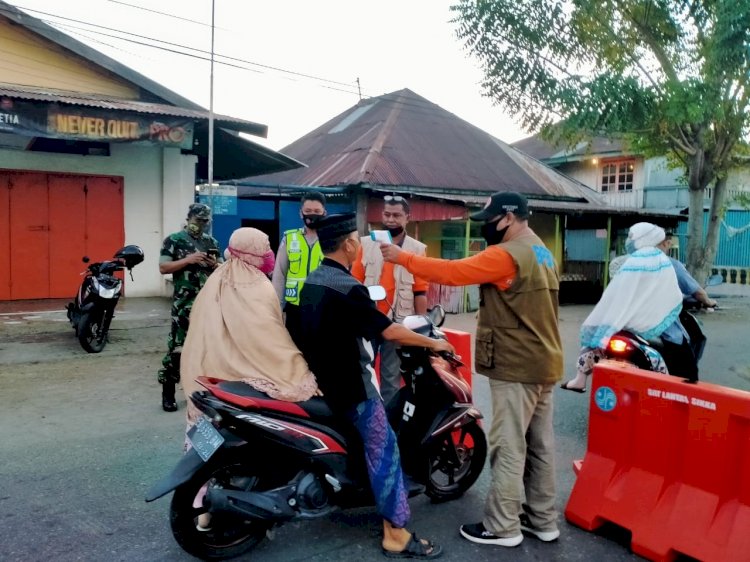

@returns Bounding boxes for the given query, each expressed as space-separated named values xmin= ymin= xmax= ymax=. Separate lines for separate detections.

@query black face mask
xmin=481 ymin=218 xmax=509 ymax=246
xmin=385 ymin=225 xmax=404 ymax=237
xmin=303 ymin=214 xmax=323 ymax=228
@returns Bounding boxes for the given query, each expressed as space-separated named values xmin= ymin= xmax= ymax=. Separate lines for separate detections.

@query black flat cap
xmin=316 ymin=212 xmax=357 ymax=244
xmin=470 ymin=192 xmax=529 ymax=221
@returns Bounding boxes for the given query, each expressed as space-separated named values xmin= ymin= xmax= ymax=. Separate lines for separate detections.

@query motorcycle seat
xmin=215 ymin=381 xmax=337 ymax=420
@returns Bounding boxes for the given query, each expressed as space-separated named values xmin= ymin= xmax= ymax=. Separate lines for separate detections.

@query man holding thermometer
xmin=352 ymin=195 xmax=429 ymax=406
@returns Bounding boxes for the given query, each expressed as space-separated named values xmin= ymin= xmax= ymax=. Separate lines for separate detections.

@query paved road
xmin=1 ymin=292 xmax=748 ymax=561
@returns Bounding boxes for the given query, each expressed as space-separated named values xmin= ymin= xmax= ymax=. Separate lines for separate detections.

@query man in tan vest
xmin=381 ymin=192 xmax=563 ymax=549
xmin=352 ymin=196 xmax=429 ymax=405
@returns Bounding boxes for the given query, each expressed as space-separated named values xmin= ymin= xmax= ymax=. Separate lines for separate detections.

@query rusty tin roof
xmin=246 ymin=89 xmax=605 ymax=205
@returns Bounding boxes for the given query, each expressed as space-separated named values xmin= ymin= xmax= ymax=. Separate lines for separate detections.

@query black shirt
xmin=297 ymin=258 xmax=392 ymax=412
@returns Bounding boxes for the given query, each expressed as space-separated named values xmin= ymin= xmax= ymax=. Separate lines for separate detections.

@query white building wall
xmin=557 ymin=161 xmax=599 ymax=188
xmin=559 ymin=158 xmax=645 ymax=209
xmin=726 ymin=167 xmax=750 ymax=192
xmin=0 ymin=144 xmax=197 ymax=297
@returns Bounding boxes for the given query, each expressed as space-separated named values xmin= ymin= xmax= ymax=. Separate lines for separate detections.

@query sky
xmin=7 ymin=0 xmax=529 ymax=151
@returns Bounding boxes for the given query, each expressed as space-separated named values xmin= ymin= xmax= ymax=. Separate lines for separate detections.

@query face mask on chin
xmin=385 ymin=225 xmax=404 ymax=237
xmin=481 ymin=218 xmax=509 ymax=246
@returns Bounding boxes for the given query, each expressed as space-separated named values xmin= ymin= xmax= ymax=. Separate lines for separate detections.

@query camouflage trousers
xmin=157 ymin=299 xmax=194 ymax=385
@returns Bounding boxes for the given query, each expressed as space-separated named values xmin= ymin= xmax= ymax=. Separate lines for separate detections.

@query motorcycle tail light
xmin=608 ymin=337 xmax=631 ymax=354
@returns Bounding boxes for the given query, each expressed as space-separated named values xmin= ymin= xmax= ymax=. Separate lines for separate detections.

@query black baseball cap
xmin=470 ymin=192 xmax=529 ymax=221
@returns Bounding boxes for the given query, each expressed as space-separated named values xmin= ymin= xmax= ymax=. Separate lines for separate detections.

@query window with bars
xmin=600 ymin=160 xmax=635 ymax=192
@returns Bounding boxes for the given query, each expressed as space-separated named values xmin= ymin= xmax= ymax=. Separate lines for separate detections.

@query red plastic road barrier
xmin=442 ymin=328 xmax=473 ymax=389
xmin=374 ymin=328 xmax=473 ymax=391
xmin=565 ymin=361 xmax=750 ymax=562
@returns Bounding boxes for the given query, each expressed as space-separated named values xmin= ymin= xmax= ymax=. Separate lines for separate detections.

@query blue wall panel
xmin=675 ymin=209 xmax=750 ymax=267
xmin=565 ymin=229 xmax=608 ymax=262
xmin=278 ymin=201 xmax=353 ymax=237
xmin=210 ymin=199 xmax=276 ymax=252
xmin=210 ymin=199 xmax=354 ymax=253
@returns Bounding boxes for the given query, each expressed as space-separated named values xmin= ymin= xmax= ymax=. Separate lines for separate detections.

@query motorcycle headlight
xmin=99 ymin=286 xmax=118 ymax=299
xmin=92 ymin=277 xmax=120 ymax=299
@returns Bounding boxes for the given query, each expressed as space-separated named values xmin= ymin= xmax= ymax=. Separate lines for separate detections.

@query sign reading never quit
xmin=0 ymin=97 xmax=194 ymax=149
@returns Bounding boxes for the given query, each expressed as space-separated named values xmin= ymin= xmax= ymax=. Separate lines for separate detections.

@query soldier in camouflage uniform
xmin=158 ymin=203 xmax=220 ymax=412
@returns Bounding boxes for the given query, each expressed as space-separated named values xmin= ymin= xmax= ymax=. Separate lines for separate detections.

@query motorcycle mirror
xmin=82 ymin=256 xmax=90 ymax=263
xmin=368 ymin=285 xmax=387 ymax=302
xmin=428 ymin=305 xmax=446 ymax=327
xmin=706 ymin=273 xmax=723 ymax=287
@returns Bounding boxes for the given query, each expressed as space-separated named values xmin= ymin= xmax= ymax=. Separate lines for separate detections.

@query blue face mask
xmin=625 ymin=240 xmax=636 ymax=254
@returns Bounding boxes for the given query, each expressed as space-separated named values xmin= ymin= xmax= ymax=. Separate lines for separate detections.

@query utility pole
xmin=356 ymin=77 xmax=361 ymax=100
xmin=207 ymin=0 xmax=216 ymax=233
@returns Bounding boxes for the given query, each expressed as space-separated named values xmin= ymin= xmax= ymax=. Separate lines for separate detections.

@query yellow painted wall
xmin=416 ymin=221 xmax=444 ymax=257
xmin=0 ymin=19 xmax=139 ymax=98
xmin=530 ymin=212 xmax=563 ymax=271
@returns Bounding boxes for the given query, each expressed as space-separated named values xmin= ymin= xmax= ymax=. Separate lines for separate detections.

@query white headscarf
xmin=581 ymin=247 xmax=682 ymax=349
xmin=627 ymin=222 xmax=666 ymax=251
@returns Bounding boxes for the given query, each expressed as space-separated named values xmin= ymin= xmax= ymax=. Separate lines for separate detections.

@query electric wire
xmin=6 ymin=2 xmax=490 ymax=118
xmin=6 ymin=5 xmax=366 ymax=93
xmin=103 ymin=0 xmax=215 ymax=29
xmin=2 ymin=3 xmax=524 ymax=134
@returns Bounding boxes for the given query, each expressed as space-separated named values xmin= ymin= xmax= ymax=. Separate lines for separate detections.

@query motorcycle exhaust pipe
xmin=206 ymin=485 xmax=298 ymax=522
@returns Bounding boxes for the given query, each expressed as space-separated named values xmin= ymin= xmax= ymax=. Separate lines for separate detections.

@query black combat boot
xmin=162 ymin=381 xmax=178 ymax=412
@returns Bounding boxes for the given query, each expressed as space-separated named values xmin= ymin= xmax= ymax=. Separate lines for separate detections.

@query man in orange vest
xmin=381 ymin=192 xmax=563 ymax=548
xmin=352 ymin=196 xmax=428 ymax=405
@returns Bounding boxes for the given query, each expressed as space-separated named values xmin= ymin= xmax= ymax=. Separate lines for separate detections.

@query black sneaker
xmin=519 ymin=513 xmax=560 ymax=542
xmin=459 ymin=522 xmax=523 ymax=547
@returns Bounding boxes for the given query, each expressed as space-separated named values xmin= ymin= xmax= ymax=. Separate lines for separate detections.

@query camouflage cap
xmin=187 ymin=203 xmax=211 ymax=220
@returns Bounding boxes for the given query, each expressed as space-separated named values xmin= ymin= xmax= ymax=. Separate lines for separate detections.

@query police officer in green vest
xmin=271 ymin=191 xmax=326 ymax=344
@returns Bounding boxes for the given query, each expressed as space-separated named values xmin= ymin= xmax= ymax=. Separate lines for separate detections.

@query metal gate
xmin=0 ymin=170 xmax=123 ymax=300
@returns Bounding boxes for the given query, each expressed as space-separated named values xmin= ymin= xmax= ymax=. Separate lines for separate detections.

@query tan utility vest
xmin=360 ymin=235 xmax=426 ymax=320
xmin=474 ymin=234 xmax=563 ymax=384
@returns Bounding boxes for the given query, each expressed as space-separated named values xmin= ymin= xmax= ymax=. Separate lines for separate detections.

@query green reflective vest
xmin=284 ymin=228 xmax=323 ymax=305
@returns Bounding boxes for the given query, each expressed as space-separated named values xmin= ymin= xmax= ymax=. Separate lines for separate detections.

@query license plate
xmin=187 ymin=416 xmax=224 ymax=462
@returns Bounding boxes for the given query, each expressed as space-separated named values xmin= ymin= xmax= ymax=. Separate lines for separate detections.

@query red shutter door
xmin=48 ymin=175 xmax=87 ymax=298
xmin=0 ymin=174 xmax=10 ymax=300
xmin=2 ymin=171 xmax=124 ymax=301
xmin=10 ymin=172 xmax=50 ymax=300
xmin=85 ymin=176 xmax=124 ymax=260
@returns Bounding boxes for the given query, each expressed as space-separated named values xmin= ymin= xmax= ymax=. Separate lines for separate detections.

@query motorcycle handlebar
xmin=436 ymin=350 xmax=464 ymax=367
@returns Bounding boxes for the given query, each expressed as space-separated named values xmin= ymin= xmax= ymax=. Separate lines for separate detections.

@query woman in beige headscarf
xmin=181 ymin=227 xmax=318 ymax=426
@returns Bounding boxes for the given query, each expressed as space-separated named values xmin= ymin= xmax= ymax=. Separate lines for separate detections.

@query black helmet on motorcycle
xmin=114 ymin=245 xmax=144 ymax=269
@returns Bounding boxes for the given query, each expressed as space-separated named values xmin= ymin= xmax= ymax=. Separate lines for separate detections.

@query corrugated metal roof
xmin=512 ymin=133 xmax=627 ymax=162
xmin=245 ymin=89 xmax=607 ymax=206
xmin=366 ymin=187 xmax=686 ymax=219
xmin=0 ymin=85 xmax=268 ymax=137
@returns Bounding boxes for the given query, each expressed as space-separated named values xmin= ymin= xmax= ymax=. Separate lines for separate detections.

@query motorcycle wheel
xmin=426 ymin=421 xmax=487 ymax=503
xmin=170 ymin=453 xmax=273 ymax=560
xmin=78 ymin=311 xmax=107 ymax=353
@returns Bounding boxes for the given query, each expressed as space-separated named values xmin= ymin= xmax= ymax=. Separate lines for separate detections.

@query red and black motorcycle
xmin=146 ymin=306 xmax=486 ymax=560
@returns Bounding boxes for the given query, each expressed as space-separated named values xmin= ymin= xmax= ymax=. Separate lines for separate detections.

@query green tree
xmin=452 ymin=0 xmax=750 ymax=282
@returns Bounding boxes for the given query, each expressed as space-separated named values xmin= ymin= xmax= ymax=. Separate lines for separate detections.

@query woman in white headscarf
xmin=560 ymin=223 xmax=682 ymax=392
xmin=181 ymin=227 xmax=319 ymax=426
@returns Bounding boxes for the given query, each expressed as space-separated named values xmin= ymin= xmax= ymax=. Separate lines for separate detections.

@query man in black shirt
xmin=298 ymin=213 xmax=451 ymax=559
